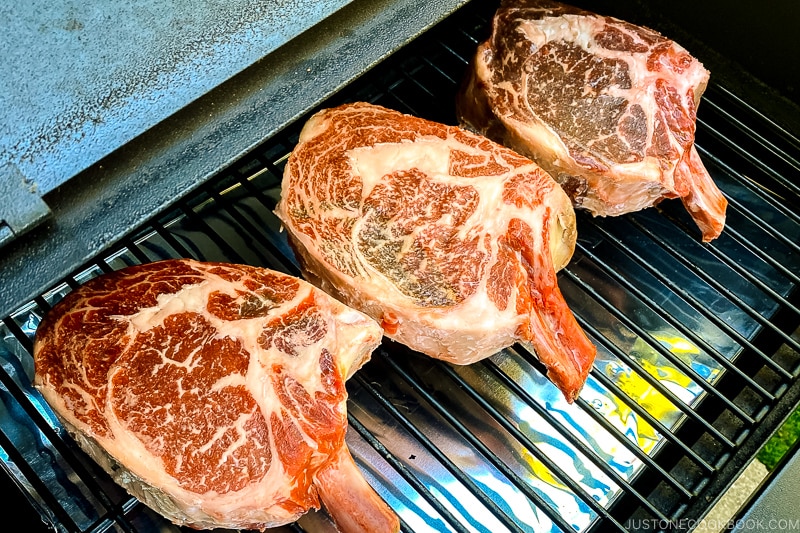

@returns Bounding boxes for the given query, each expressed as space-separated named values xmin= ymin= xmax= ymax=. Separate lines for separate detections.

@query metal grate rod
xmin=585 ymin=359 xmax=717 ymax=474
xmin=437 ymin=363 xmax=632 ymax=531
xmin=150 ymin=218 xmax=199 ymax=259
xmin=119 ymin=238 xmax=152 ymax=265
xmin=695 ymin=235 xmax=800 ymax=319
xmin=705 ymin=85 xmax=800 ymax=156
xmin=345 ymin=415 xmax=422 ymax=533
xmin=696 ymin=117 xmax=800 ymax=198
xmin=723 ymin=198 xmax=800 ymax=266
xmin=3 ymin=316 xmax=34 ymax=355
xmin=577 ymin=324 xmax=722 ymax=471
xmin=721 ymin=220 xmax=800 ymax=288
xmin=630 ymin=219 xmax=800 ymax=357
xmin=566 ymin=270 xmax=745 ymax=445
xmin=574 ymin=230 xmax=776 ymax=403
xmin=477 ymin=358 xmax=671 ymax=523
xmin=572 ymin=389 xmax=694 ymax=501
xmin=33 ymin=297 xmax=51 ymax=315
xmin=178 ymin=204 xmax=247 ymax=263
xmin=378 ymin=354 xmax=589 ymax=533
xmin=0 ymin=429 xmax=81 ymax=532
xmin=598 ymin=220 xmax=794 ymax=380
xmin=204 ymin=186 xmax=296 ymax=274
xmin=0 ymin=326 xmax=122 ymax=531
xmin=352 ymin=372 xmax=533 ymax=533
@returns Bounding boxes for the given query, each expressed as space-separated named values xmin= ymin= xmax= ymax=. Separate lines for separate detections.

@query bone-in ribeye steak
xmin=457 ymin=0 xmax=727 ymax=242
xmin=33 ymin=259 xmax=398 ymax=532
xmin=275 ymin=102 xmax=596 ymax=402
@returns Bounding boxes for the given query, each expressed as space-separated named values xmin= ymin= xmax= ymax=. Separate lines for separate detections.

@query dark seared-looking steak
xmin=457 ymin=0 xmax=727 ymax=242
xmin=33 ymin=259 xmax=398 ymax=532
xmin=275 ymin=102 xmax=596 ymax=402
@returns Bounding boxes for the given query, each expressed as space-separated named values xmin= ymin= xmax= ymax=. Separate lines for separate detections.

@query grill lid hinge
xmin=0 ymin=163 xmax=52 ymax=248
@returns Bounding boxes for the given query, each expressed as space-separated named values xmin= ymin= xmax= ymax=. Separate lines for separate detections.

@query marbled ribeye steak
xmin=33 ymin=259 xmax=398 ymax=532
xmin=457 ymin=0 xmax=727 ymax=242
xmin=275 ymin=102 xmax=596 ymax=402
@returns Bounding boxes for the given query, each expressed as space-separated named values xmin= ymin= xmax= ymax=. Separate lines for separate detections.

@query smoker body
xmin=1 ymin=1 xmax=798 ymax=532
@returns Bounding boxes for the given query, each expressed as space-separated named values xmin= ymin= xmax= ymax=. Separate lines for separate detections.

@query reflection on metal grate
xmin=1 ymin=2 xmax=799 ymax=532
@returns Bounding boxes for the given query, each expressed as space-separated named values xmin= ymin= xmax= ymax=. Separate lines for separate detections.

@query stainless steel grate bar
xmin=580 ymin=338 xmax=718 ymax=474
xmin=592 ymin=218 xmax=794 ymax=380
xmin=720 ymin=221 xmax=800 ymax=287
xmin=630 ymin=218 xmax=800 ymax=358
xmin=571 ymin=389 xmax=694 ymax=500
xmin=698 ymin=107 xmax=800 ymax=194
xmin=566 ymin=270 xmax=740 ymax=450
xmin=572 ymin=239 xmax=767 ymax=419
xmin=704 ymin=86 xmax=800 ymax=157
xmin=434 ymin=362 xmax=631 ymax=530
xmin=720 ymin=197 xmax=800 ymax=264
xmin=478 ymin=359 xmax=671 ymax=523
xmin=353 ymin=371 xmax=534 ymax=533
xmin=574 ymin=239 xmax=774 ymax=403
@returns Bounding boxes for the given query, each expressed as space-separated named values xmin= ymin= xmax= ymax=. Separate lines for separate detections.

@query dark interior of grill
xmin=2 ymin=1 xmax=799 ymax=532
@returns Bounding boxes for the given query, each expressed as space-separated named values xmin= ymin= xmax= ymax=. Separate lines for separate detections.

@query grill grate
xmin=2 ymin=1 xmax=800 ymax=532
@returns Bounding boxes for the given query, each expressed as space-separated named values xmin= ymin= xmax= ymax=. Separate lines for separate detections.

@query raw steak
xmin=275 ymin=102 xmax=596 ymax=402
xmin=457 ymin=0 xmax=727 ymax=242
xmin=33 ymin=259 xmax=398 ymax=532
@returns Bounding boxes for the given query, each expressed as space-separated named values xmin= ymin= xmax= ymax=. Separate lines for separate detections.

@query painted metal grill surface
xmin=1 ymin=3 xmax=799 ymax=532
